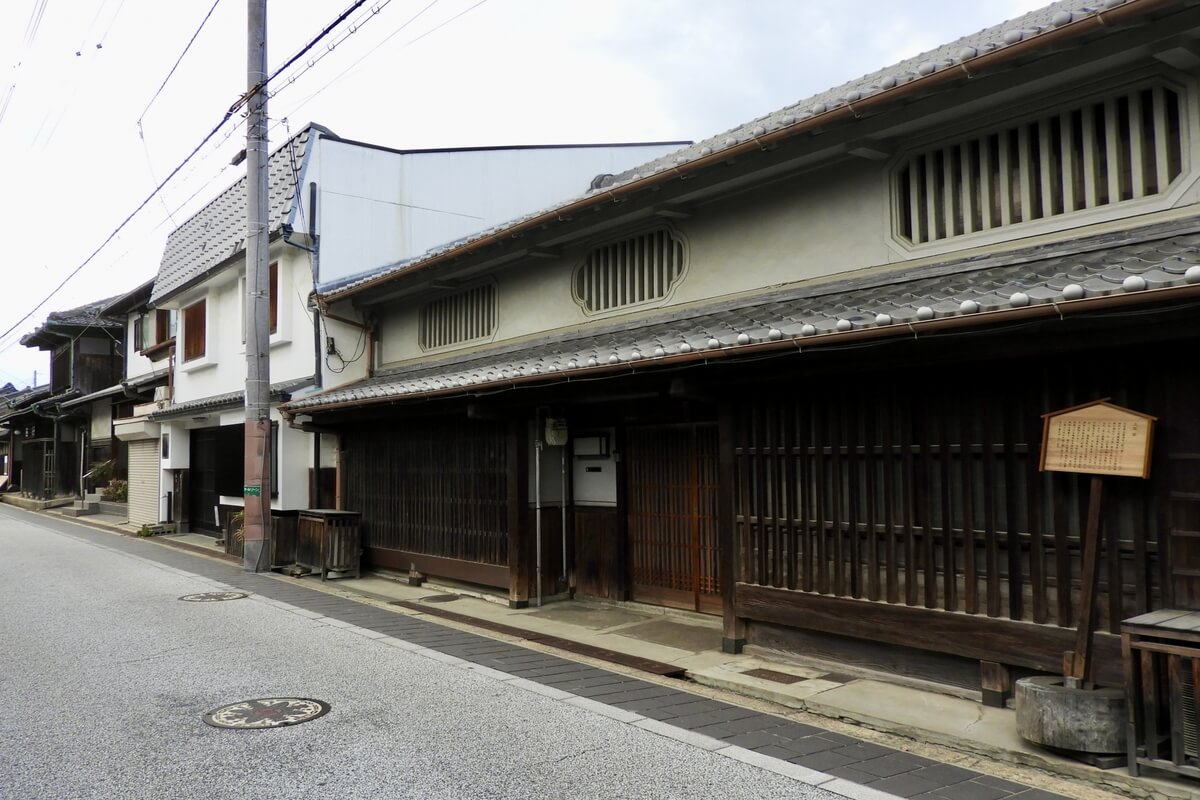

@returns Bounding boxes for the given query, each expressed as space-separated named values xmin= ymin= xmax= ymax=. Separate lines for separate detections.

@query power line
xmin=137 ymin=0 xmax=222 ymax=130
xmin=0 ymin=2 xmax=371 ymax=345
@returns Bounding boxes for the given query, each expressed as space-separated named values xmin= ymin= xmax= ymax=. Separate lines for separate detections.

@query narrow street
xmin=0 ymin=505 xmax=839 ymax=800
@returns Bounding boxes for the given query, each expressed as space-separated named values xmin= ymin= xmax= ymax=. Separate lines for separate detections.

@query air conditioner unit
xmin=153 ymin=386 xmax=170 ymax=403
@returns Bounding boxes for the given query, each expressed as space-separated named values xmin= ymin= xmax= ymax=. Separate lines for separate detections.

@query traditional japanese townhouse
xmin=286 ymin=0 xmax=1200 ymax=701
xmin=146 ymin=121 xmax=685 ymax=536
xmin=11 ymin=298 xmax=124 ymax=499
xmin=0 ymin=384 xmax=50 ymax=494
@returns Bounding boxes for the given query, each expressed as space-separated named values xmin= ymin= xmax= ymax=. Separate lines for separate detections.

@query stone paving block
xmin=564 ymin=696 xmax=644 ymax=724
xmin=973 ymin=775 xmax=1030 ymax=793
xmin=829 ymin=741 xmax=900 ymax=762
xmin=926 ymin=780 xmax=1013 ymax=800
xmin=1007 ymin=790 xmax=1069 ymax=800
xmin=776 ymin=733 xmax=857 ymax=756
xmin=828 ymin=765 xmax=885 ymax=785
xmin=821 ymin=777 xmax=909 ymax=800
xmin=711 ymin=715 xmax=798 ymax=738
xmin=791 ymin=749 xmax=860 ymax=772
xmin=723 ymin=731 xmax=792 ymax=750
xmin=716 ymin=746 xmax=833 ymax=785
xmin=855 ymin=752 xmax=937 ymax=778
xmin=865 ymin=771 xmax=944 ymax=798
xmin=908 ymin=764 xmax=979 ymax=786
xmin=632 ymin=718 xmax=727 ymax=751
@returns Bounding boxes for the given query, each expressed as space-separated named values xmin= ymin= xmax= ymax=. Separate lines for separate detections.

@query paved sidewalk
xmin=12 ymin=509 xmax=1130 ymax=800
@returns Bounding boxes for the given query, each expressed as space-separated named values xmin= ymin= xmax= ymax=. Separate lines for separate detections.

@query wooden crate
xmin=1124 ymin=610 xmax=1200 ymax=780
xmin=298 ymin=509 xmax=362 ymax=581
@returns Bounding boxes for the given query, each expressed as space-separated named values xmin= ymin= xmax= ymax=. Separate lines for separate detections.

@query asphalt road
xmin=0 ymin=506 xmax=840 ymax=800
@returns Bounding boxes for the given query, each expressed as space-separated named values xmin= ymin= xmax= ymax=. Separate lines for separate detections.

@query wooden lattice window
xmin=418 ymin=282 xmax=497 ymax=351
xmin=182 ymin=299 xmax=206 ymax=362
xmin=573 ymin=227 xmax=687 ymax=314
xmin=896 ymin=81 xmax=1187 ymax=245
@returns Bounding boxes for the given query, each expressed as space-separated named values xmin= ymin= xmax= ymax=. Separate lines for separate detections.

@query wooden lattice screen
xmin=734 ymin=357 xmax=1168 ymax=634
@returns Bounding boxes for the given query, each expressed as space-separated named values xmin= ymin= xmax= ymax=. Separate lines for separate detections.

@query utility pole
xmin=243 ymin=0 xmax=271 ymax=572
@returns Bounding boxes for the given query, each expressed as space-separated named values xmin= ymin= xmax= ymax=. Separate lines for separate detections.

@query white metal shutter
xmin=127 ymin=440 xmax=160 ymax=527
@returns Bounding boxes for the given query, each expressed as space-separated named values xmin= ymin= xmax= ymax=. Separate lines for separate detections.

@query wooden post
xmin=508 ymin=419 xmax=530 ymax=608
xmin=718 ymin=404 xmax=745 ymax=653
xmin=1067 ymin=475 xmax=1104 ymax=687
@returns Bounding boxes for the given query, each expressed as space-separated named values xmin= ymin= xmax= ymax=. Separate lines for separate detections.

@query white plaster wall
xmin=313 ymin=140 xmax=687 ymax=289
xmin=172 ymin=245 xmax=317 ymax=404
xmin=124 ymin=312 xmax=155 ymax=380
xmin=89 ymin=400 xmax=112 ymax=442
xmin=377 ymin=157 xmax=892 ymax=366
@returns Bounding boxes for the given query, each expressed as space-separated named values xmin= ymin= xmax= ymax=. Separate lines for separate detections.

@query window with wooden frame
xmin=133 ymin=314 xmax=149 ymax=351
xmin=241 ymin=262 xmax=279 ymax=342
xmin=182 ymin=299 xmax=206 ymax=362
xmin=894 ymin=78 xmax=1189 ymax=247
xmin=154 ymin=309 xmax=174 ymax=344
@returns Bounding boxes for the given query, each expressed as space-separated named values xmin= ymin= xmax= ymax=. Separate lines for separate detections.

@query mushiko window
xmin=573 ymin=226 xmax=688 ymax=314
xmin=418 ymin=281 xmax=497 ymax=351
xmin=895 ymin=80 xmax=1187 ymax=245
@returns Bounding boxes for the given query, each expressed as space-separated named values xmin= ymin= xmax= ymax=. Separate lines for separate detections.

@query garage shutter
xmin=127 ymin=440 xmax=160 ymax=527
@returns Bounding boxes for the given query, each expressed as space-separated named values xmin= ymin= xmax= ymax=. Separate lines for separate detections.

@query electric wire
xmin=0 ymin=1 xmax=373 ymax=346
xmin=137 ymin=0 xmax=222 ymax=131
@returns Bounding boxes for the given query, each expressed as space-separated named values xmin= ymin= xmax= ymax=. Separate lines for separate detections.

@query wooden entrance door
xmin=626 ymin=424 xmax=721 ymax=614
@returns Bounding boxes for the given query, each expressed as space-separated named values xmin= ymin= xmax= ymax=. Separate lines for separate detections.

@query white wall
xmin=124 ymin=312 xmax=155 ymax=380
xmin=312 ymin=140 xmax=687 ymax=290
xmin=171 ymin=243 xmax=316 ymax=404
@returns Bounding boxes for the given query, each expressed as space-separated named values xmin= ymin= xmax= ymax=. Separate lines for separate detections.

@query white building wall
xmin=313 ymin=140 xmax=687 ymax=290
xmin=124 ymin=313 xmax=156 ymax=380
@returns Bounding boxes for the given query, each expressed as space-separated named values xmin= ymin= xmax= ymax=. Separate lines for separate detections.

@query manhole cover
xmin=419 ymin=594 xmax=459 ymax=603
xmin=202 ymin=698 xmax=330 ymax=729
xmin=742 ymin=668 xmax=805 ymax=685
xmin=179 ymin=591 xmax=249 ymax=602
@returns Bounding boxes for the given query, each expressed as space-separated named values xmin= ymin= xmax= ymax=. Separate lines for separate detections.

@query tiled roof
xmin=286 ymin=221 xmax=1200 ymax=413
xmin=150 ymin=125 xmax=329 ymax=304
xmin=324 ymin=0 xmax=1159 ymax=299
xmin=19 ymin=296 xmax=124 ymax=348
xmin=148 ymin=376 xmax=315 ymax=421
xmin=59 ymin=368 xmax=169 ymax=409
xmin=0 ymin=385 xmax=50 ymax=422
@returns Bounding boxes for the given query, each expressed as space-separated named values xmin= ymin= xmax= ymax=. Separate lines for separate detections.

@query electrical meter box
xmin=572 ymin=429 xmax=616 ymax=507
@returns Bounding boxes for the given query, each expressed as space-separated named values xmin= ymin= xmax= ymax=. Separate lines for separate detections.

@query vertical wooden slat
xmin=924 ymin=151 xmax=939 ymax=242
xmin=1003 ymin=395 xmax=1024 ymax=621
xmin=941 ymin=147 xmax=955 ymax=238
xmin=1143 ymin=649 xmax=1160 ymax=760
xmin=902 ymin=396 xmax=917 ymax=606
xmin=961 ymin=403 xmax=978 ymax=615
xmin=865 ymin=400 xmax=880 ymax=601
xmin=1018 ymin=124 xmax=1034 ymax=222
xmin=1168 ymin=654 xmax=1186 ymax=765
xmin=940 ymin=400 xmax=957 ymax=613
xmin=784 ymin=400 xmax=799 ymax=590
xmin=919 ymin=404 xmax=937 ymax=608
xmin=1107 ymin=477 xmax=1124 ymax=634
xmin=1082 ymin=105 xmax=1099 ymax=208
xmin=755 ymin=407 xmax=769 ymax=587
xmin=959 ymin=143 xmax=974 ymax=235
xmin=883 ymin=398 xmax=899 ymax=604
xmin=771 ymin=404 xmax=784 ymax=588
xmin=1105 ymin=97 xmax=1120 ymax=206
xmin=1153 ymin=85 xmax=1170 ymax=195
xmin=908 ymin=158 xmax=923 ymax=243
xmin=980 ymin=136 xmax=994 ymax=230
xmin=1061 ymin=110 xmax=1078 ymax=212
xmin=1038 ymin=117 xmax=1055 ymax=217
xmin=846 ymin=398 xmax=862 ymax=598
xmin=799 ymin=400 xmax=814 ymax=593
xmin=831 ymin=400 xmax=846 ymax=597
xmin=1130 ymin=90 xmax=1147 ymax=199
xmin=1026 ymin=385 xmax=1048 ymax=624
xmin=814 ymin=400 xmax=829 ymax=595
xmin=981 ymin=394 xmax=1000 ymax=618
xmin=998 ymin=132 xmax=1013 ymax=226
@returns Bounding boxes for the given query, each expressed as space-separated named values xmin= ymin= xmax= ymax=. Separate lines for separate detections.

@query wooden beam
xmin=367 ymin=547 xmax=508 ymax=589
xmin=718 ymin=404 xmax=744 ymax=652
xmin=508 ymin=419 xmax=530 ymax=607
xmin=735 ymin=582 xmax=1124 ymax=685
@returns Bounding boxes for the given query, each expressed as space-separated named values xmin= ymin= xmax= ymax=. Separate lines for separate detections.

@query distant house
xmin=285 ymin=0 xmax=1200 ymax=704
xmin=146 ymin=122 xmax=686 ymax=537
xmin=10 ymin=299 xmax=124 ymax=498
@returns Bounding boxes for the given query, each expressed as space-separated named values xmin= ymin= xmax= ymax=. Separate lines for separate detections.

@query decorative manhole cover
xmin=179 ymin=591 xmax=249 ymax=602
xmin=202 ymin=698 xmax=330 ymax=729
xmin=419 ymin=594 xmax=459 ymax=603
xmin=742 ymin=668 xmax=805 ymax=684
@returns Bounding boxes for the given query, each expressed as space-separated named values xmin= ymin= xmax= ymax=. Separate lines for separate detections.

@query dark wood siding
xmin=733 ymin=343 xmax=1194 ymax=658
xmin=343 ymin=419 xmax=509 ymax=568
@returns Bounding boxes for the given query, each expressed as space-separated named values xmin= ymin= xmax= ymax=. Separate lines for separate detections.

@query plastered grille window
xmin=419 ymin=282 xmax=497 ymax=351
xmin=573 ymin=227 xmax=687 ymax=314
xmin=895 ymin=81 xmax=1187 ymax=245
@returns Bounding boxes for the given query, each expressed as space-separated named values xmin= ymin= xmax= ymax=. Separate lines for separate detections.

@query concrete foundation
xmin=1015 ymin=676 xmax=1126 ymax=754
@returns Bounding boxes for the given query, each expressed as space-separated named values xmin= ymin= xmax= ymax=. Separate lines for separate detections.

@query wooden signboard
xmin=1040 ymin=399 xmax=1156 ymax=479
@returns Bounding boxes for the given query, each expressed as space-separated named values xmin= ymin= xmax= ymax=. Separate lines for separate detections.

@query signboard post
xmin=1040 ymin=399 xmax=1156 ymax=688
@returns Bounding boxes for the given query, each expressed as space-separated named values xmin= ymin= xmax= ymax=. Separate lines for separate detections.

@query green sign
xmin=243 ymin=485 xmax=262 ymax=497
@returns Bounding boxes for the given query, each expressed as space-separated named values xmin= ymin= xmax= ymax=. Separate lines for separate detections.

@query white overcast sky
xmin=0 ymin=0 xmax=1045 ymax=387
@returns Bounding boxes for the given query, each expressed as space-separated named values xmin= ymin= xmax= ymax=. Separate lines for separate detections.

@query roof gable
xmin=150 ymin=124 xmax=329 ymax=304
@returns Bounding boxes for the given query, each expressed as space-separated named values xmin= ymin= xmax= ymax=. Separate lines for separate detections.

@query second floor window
xmin=183 ymin=299 xmax=206 ymax=362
